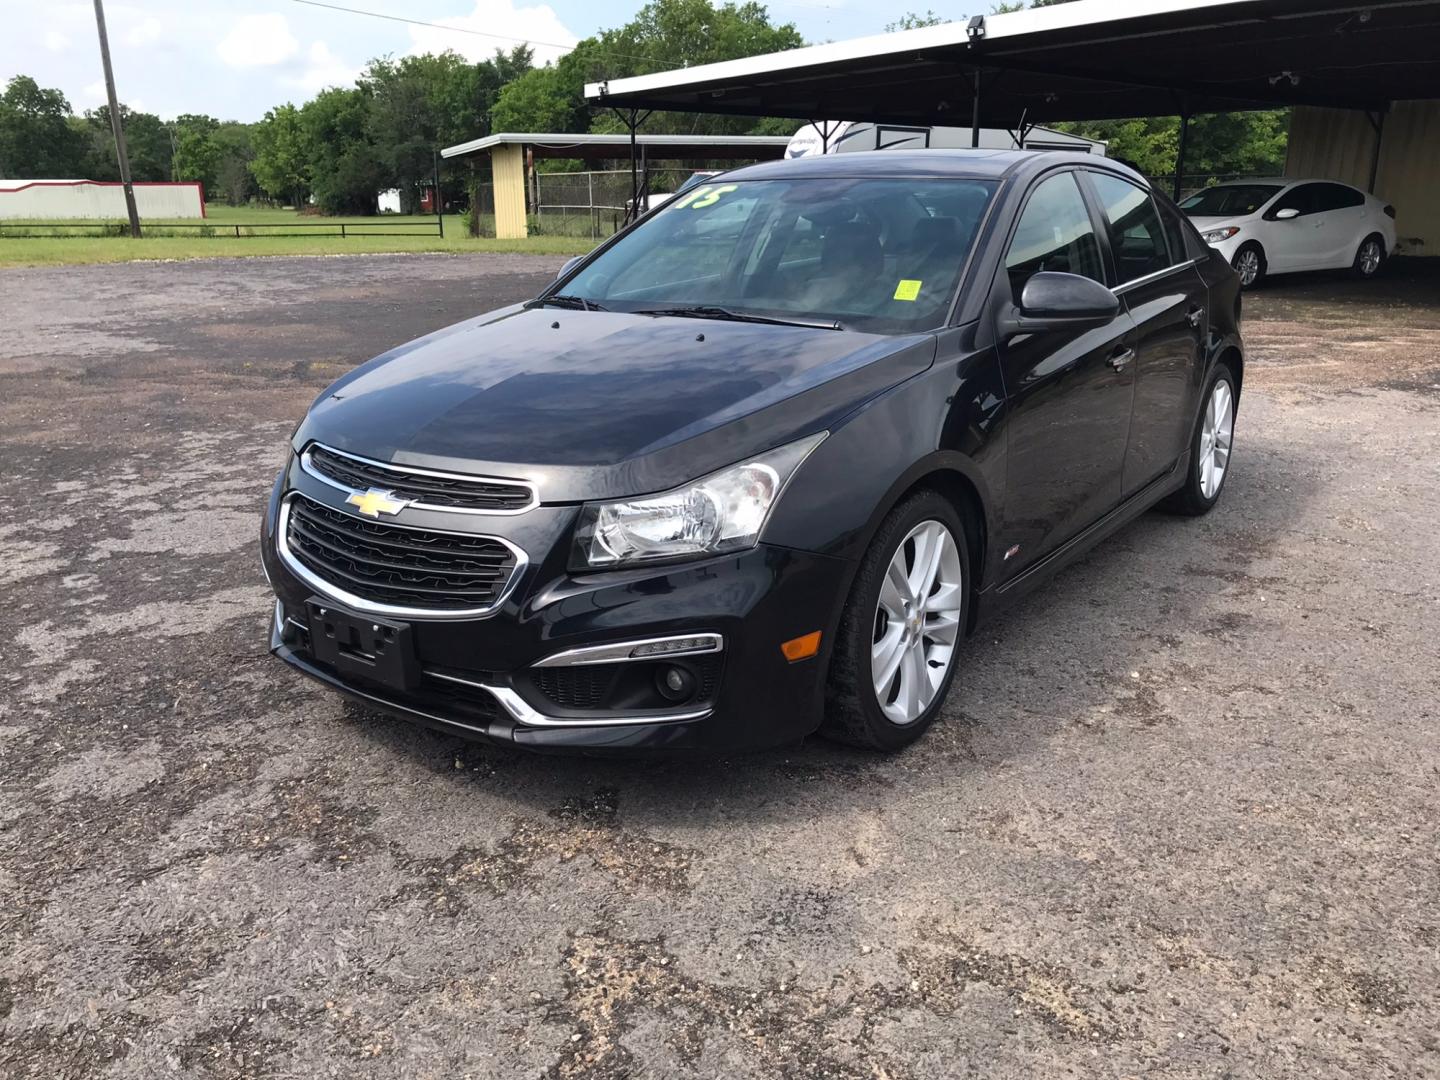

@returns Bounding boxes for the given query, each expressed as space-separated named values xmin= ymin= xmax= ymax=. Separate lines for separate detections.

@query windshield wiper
xmin=635 ymin=305 xmax=844 ymax=331
xmin=525 ymin=294 xmax=607 ymax=312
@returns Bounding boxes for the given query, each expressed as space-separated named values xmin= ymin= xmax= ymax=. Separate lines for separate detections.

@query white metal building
xmin=0 ymin=180 xmax=205 ymax=220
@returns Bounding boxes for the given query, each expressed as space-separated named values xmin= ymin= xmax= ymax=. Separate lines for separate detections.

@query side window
xmin=1156 ymin=197 xmax=1192 ymax=267
xmin=1271 ymin=183 xmax=1318 ymax=217
xmin=1004 ymin=172 xmax=1104 ymax=297
xmin=1316 ymin=183 xmax=1364 ymax=211
xmin=1090 ymin=172 xmax=1172 ymax=284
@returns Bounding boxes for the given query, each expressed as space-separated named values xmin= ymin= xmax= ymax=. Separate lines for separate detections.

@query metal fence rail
xmin=0 ymin=220 xmax=445 ymax=239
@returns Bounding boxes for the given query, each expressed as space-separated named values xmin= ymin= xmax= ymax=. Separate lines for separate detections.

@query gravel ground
xmin=2 ymin=253 xmax=1437 ymax=1079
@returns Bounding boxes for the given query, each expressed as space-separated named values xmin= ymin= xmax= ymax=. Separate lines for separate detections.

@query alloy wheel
xmin=1198 ymin=379 xmax=1234 ymax=500
xmin=1235 ymin=248 xmax=1261 ymax=286
xmin=1359 ymin=239 xmax=1383 ymax=276
xmin=871 ymin=520 xmax=964 ymax=726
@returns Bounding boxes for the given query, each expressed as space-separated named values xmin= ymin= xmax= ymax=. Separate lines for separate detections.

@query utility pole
xmin=92 ymin=0 xmax=141 ymax=237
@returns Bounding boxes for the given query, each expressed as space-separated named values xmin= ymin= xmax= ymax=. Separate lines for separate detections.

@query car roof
xmin=722 ymin=149 xmax=1149 ymax=186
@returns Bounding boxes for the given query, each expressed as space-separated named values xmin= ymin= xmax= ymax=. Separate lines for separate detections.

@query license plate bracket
xmin=306 ymin=601 xmax=419 ymax=691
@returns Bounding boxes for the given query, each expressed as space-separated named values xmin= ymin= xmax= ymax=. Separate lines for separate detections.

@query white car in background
xmin=1179 ymin=178 xmax=1396 ymax=289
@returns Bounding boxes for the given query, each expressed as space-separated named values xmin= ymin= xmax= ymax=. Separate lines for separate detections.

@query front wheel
xmin=1232 ymin=243 xmax=1266 ymax=290
xmin=1161 ymin=364 xmax=1237 ymax=517
xmin=822 ymin=491 xmax=969 ymax=750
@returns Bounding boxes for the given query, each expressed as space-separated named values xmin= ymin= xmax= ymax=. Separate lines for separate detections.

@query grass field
xmin=0 ymin=204 xmax=594 ymax=267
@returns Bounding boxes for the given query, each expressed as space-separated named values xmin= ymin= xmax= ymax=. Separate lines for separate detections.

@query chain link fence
xmin=467 ymin=168 xmax=708 ymax=239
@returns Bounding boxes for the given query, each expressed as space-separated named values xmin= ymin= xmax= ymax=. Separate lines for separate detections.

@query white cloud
xmin=124 ymin=17 xmax=164 ymax=47
xmin=43 ymin=30 xmax=72 ymax=51
xmin=216 ymin=13 xmax=300 ymax=69
xmin=406 ymin=0 xmax=578 ymax=66
xmin=79 ymin=80 xmax=107 ymax=107
xmin=283 ymin=41 xmax=363 ymax=94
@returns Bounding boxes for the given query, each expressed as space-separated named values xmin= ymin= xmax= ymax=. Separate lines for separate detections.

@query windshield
xmin=1180 ymin=184 xmax=1283 ymax=218
xmin=560 ymin=177 xmax=998 ymax=334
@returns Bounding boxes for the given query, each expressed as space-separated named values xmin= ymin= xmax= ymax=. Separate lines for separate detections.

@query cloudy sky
xmin=5 ymin=0 xmax=897 ymax=122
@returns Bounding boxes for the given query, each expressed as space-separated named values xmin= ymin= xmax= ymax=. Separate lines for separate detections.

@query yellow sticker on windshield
xmin=894 ymin=279 xmax=922 ymax=302
xmin=689 ymin=184 xmax=738 ymax=209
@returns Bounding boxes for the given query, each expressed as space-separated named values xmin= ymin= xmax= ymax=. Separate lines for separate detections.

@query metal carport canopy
xmin=440 ymin=133 xmax=792 ymax=162
xmin=583 ymin=0 xmax=1440 ymax=127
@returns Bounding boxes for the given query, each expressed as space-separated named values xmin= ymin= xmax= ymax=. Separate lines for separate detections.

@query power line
xmin=286 ymin=0 xmax=666 ymax=71
xmin=289 ymin=0 xmax=579 ymax=53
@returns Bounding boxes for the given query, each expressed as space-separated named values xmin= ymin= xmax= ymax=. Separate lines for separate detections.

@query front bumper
xmin=262 ymin=469 xmax=852 ymax=754
xmin=1205 ymin=234 xmax=1243 ymax=265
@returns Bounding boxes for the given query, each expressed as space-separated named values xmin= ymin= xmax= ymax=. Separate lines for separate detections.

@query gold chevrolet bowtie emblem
xmin=346 ymin=488 xmax=408 ymax=518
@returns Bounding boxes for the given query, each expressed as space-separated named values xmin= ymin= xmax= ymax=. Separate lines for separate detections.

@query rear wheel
xmin=823 ymin=491 xmax=969 ymax=751
xmin=1232 ymin=243 xmax=1266 ymax=289
xmin=1161 ymin=364 xmax=1237 ymax=517
xmin=1352 ymin=234 xmax=1385 ymax=280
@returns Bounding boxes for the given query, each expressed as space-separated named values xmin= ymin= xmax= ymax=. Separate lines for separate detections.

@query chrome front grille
xmin=278 ymin=494 xmax=525 ymax=617
xmin=302 ymin=443 xmax=536 ymax=514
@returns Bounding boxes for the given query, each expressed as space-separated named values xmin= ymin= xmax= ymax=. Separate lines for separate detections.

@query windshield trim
xmin=544 ymin=175 xmax=1002 ymax=337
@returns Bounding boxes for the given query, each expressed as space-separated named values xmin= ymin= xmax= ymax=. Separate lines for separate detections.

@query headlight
xmin=572 ymin=433 xmax=827 ymax=568
xmin=1202 ymin=226 xmax=1241 ymax=243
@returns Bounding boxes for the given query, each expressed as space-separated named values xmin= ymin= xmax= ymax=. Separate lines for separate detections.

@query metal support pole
xmin=640 ymin=143 xmax=649 ymax=214
xmin=92 ymin=0 xmax=140 ymax=237
xmin=1367 ymin=109 xmax=1386 ymax=194
xmin=1173 ymin=110 xmax=1191 ymax=201
xmin=432 ymin=150 xmax=444 ymax=238
xmin=971 ymin=68 xmax=982 ymax=148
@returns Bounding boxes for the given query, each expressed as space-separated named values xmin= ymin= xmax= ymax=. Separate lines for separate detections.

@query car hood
xmin=1185 ymin=214 xmax=1249 ymax=232
xmin=294 ymin=305 xmax=936 ymax=502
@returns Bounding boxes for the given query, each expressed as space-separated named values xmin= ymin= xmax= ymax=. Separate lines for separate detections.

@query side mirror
xmin=556 ymin=255 xmax=584 ymax=280
xmin=1273 ymin=207 xmax=1301 ymax=220
xmin=999 ymin=271 xmax=1120 ymax=339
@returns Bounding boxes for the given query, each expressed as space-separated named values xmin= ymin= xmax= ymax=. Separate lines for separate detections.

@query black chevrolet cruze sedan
xmin=262 ymin=150 xmax=1243 ymax=753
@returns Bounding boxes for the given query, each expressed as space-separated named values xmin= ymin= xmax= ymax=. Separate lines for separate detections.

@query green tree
xmin=493 ymin=0 xmax=804 ymax=140
xmin=0 ymin=75 xmax=88 ymax=178
xmin=363 ymin=49 xmax=534 ymax=211
xmin=301 ymin=86 xmax=385 ymax=214
xmin=885 ymin=11 xmax=943 ymax=30
xmin=489 ymin=65 xmax=575 ymax=133
xmin=250 ymin=104 xmax=309 ymax=206
xmin=1056 ymin=111 xmax=1289 ymax=185
xmin=82 ymin=105 xmax=172 ymax=181
xmin=172 ymin=125 xmax=221 ymax=191
xmin=211 ymin=122 xmax=256 ymax=205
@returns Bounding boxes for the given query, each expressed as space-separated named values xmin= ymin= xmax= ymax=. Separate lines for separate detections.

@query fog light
xmin=656 ymin=664 xmax=697 ymax=703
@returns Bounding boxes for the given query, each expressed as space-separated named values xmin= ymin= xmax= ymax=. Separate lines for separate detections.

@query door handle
xmin=1186 ymin=306 xmax=1205 ymax=328
xmin=1107 ymin=348 xmax=1135 ymax=372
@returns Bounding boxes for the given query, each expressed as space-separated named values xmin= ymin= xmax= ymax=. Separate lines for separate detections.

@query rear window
xmin=562 ymin=177 xmax=998 ymax=334
xmin=1180 ymin=184 xmax=1283 ymax=217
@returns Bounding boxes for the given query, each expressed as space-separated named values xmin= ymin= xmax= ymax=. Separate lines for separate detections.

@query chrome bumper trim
xmin=428 ymin=670 xmax=711 ymax=728
xmin=532 ymin=632 xmax=724 ymax=668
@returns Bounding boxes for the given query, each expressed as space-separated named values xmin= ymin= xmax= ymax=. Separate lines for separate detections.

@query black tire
xmin=822 ymin=490 xmax=970 ymax=751
xmin=1351 ymin=233 xmax=1386 ymax=280
xmin=1232 ymin=242 xmax=1266 ymax=290
xmin=1160 ymin=363 xmax=1238 ymax=517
